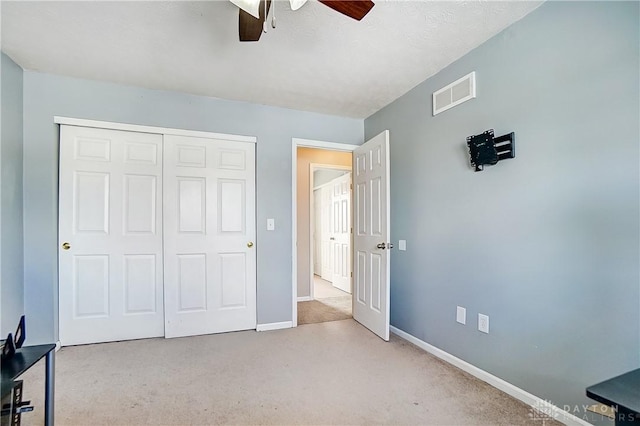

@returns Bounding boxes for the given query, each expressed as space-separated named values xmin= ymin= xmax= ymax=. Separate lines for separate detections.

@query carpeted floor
xmin=312 ymin=276 xmax=349 ymax=299
xmin=298 ymin=276 xmax=352 ymax=325
xmin=18 ymin=320 xmax=561 ymax=425
xmin=297 ymin=296 xmax=352 ymax=324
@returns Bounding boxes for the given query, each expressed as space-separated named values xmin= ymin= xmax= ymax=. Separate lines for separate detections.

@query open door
xmin=352 ymin=130 xmax=390 ymax=341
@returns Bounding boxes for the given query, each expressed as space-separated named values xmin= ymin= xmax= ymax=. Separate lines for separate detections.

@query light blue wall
xmin=365 ymin=1 xmax=639 ymax=422
xmin=1 ymin=53 xmax=24 ymax=336
xmin=22 ymin=71 xmax=363 ymax=343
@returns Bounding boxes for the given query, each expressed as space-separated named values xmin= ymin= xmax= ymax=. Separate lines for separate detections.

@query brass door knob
xmin=62 ymin=242 xmax=71 ymax=250
xmin=376 ymin=243 xmax=386 ymax=249
xmin=247 ymin=242 xmax=254 ymax=248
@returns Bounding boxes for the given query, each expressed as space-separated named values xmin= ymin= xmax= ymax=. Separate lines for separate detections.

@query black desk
xmin=1 ymin=344 xmax=56 ymax=426
xmin=587 ymin=368 xmax=640 ymax=425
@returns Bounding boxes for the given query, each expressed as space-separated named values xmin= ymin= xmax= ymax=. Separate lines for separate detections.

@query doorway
xmin=312 ymin=165 xmax=351 ymax=292
xmin=292 ymin=132 xmax=391 ymax=339
xmin=299 ymin=164 xmax=352 ymax=325
xmin=291 ymin=139 xmax=356 ymax=327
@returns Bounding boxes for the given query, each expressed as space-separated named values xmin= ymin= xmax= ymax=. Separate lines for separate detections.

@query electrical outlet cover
xmin=478 ymin=313 xmax=489 ymax=333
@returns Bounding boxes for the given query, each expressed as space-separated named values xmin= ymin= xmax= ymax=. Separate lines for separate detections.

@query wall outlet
xmin=456 ymin=306 xmax=466 ymax=324
xmin=267 ymin=218 xmax=275 ymax=231
xmin=478 ymin=313 xmax=489 ymax=334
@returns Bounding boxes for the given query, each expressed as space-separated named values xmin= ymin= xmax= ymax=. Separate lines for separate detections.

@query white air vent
xmin=433 ymin=71 xmax=476 ymax=116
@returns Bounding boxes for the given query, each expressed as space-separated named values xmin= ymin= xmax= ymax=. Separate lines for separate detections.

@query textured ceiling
xmin=1 ymin=1 xmax=543 ymax=118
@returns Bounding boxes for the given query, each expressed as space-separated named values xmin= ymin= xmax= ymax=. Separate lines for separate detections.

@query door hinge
xmin=350 ymin=272 xmax=353 ymax=278
xmin=350 ymin=227 xmax=353 ymax=234
xmin=350 ymin=183 xmax=353 ymax=190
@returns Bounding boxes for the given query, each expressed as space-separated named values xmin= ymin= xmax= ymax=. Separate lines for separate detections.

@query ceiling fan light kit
xmin=289 ymin=0 xmax=309 ymax=11
xmin=233 ymin=0 xmax=375 ymax=42
xmin=230 ymin=0 xmax=261 ymax=19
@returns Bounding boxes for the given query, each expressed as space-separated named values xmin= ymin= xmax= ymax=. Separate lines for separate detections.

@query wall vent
xmin=432 ymin=71 xmax=476 ymax=116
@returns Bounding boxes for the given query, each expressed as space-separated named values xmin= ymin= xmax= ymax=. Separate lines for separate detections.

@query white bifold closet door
xmin=163 ymin=135 xmax=256 ymax=338
xmin=59 ymin=126 xmax=165 ymax=346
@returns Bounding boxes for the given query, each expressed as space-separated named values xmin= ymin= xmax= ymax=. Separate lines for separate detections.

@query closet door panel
xmin=163 ymin=135 xmax=256 ymax=338
xmin=59 ymin=126 xmax=164 ymax=346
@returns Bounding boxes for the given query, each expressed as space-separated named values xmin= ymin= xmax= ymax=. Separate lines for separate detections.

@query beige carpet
xmin=298 ymin=296 xmax=352 ymax=325
xmin=312 ymin=276 xmax=348 ymax=299
xmin=298 ymin=276 xmax=352 ymax=325
xmin=18 ymin=320 xmax=560 ymax=425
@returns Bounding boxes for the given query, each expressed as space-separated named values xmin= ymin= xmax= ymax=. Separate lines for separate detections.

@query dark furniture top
xmin=587 ymin=368 xmax=640 ymax=418
xmin=1 ymin=344 xmax=56 ymax=397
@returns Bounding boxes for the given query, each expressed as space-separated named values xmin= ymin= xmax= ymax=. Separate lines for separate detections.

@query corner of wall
xmin=0 ymin=52 xmax=25 ymax=336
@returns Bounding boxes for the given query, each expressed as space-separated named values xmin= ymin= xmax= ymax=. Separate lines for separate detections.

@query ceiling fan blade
xmin=317 ymin=0 xmax=374 ymax=21
xmin=239 ymin=0 xmax=271 ymax=42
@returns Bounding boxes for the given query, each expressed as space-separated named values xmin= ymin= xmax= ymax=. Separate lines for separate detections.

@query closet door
xmin=59 ymin=125 xmax=164 ymax=346
xmin=163 ymin=135 xmax=256 ymax=338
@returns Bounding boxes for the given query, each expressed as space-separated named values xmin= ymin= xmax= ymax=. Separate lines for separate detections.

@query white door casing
xmin=163 ymin=135 xmax=256 ymax=338
xmin=58 ymin=125 xmax=165 ymax=346
xmin=331 ymin=173 xmax=352 ymax=293
xmin=352 ymin=130 xmax=390 ymax=341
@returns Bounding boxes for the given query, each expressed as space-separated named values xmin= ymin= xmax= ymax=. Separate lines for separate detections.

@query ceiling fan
xmin=230 ymin=0 xmax=375 ymax=42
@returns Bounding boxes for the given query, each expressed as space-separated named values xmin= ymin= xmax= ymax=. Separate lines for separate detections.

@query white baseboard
xmin=297 ymin=296 xmax=313 ymax=302
xmin=389 ymin=326 xmax=591 ymax=426
xmin=256 ymin=321 xmax=293 ymax=332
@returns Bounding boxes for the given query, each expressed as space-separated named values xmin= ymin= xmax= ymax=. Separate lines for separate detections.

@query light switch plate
xmin=267 ymin=218 xmax=275 ymax=231
xmin=399 ymin=240 xmax=407 ymax=251
xmin=456 ymin=306 xmax=466 ymax=324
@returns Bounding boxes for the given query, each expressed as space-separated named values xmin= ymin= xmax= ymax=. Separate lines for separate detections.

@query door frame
xmin=308 ymin=164 xmax=352 ymax=300
xmin=291 ymin=138 xmax=357 ymax=327
xmin=54 ymin=116 xmax=256 ymax=143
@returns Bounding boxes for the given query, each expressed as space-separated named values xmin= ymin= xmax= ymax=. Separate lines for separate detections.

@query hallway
xmin=297 ymin=276 xmax=351 ymax=325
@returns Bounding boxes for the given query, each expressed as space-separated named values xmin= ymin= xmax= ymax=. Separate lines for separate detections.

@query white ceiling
xmin=1 ymin=1 xmax=543 ymax=118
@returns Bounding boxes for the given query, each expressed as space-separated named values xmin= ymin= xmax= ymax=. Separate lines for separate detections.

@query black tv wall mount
xmin=466 ymin=129 xmax=515 ymax=172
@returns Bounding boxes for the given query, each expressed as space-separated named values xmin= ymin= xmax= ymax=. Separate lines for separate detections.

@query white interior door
xmin=331 ymin=173 xmax=352 ymax=293
xmin=313 ymin=189 xmax=322 ymax=275
xmin=58 ymin=125 xmax=164 ymax=346
xmin=163 ymin=135 xmax=256 ymax=338
xmin=320 ymin=184 xmax=333 ymax=282
xmin=352 ymin=130 xmax=390 ymax=341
